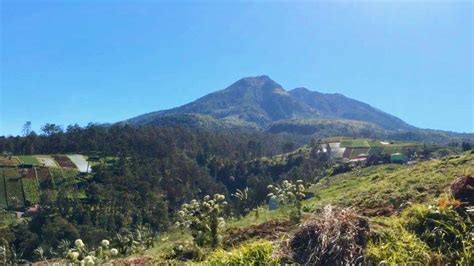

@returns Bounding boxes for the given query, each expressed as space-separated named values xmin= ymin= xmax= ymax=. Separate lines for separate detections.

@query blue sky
xmin=1 ymin=1 xmax=472 ymax=135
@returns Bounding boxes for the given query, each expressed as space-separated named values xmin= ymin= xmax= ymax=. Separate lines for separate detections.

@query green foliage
xmin=367 ymin=220 xmax=431 ymax=264
xmin=205 ymin=240 xmax=278 ymax=265
xmin=367 ymin=198 xmax=473 ymax=265
xmin=176 ymin=194 xmax=227 ymax=247
xmin=61 ymin=238 xmax=119 ymax=265
xmin=113 ymin=226 xmax=155 ymax=256
xmin=401 ymin=201 xmax=473 ymax=264
xmin=166 ymin=241 xmax=204 ymax=262
xmin=267 ymin=179 xmax=305 ymax=223
xmin=5 ymin=172 xmax=25 ymax=208
xmin=306 ymin=152 xmax=474 ymax=212
xmin=17 ymin=156 xmax=40 ymax=165
xmin=231 ymin=187 xmax=251 ymax=216
xmin=0 ymin=173 xmax=7 ymax=208
xmin=22 ymin=178 xmax=40 ymax=204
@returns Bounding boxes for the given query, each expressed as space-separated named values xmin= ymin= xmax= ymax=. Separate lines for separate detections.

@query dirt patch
xmin=360 ymin=206 xmax=396 ymax=217
xmin=0 ymin=156 xmax=18 ymax=166
xmin=223 ymin=220 xmax=294 ymax=247
xmin=112 ymin=256 xmax=152 ymax=265
xmin=52 ymin=155 xmax=76 ymax=168
xmin=19 ymin=166 xmax=36 ymax=179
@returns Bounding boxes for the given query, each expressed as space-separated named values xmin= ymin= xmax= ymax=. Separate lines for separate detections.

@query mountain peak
xmin=224 ymin=75 xmax=283 ymax=94
xmin=290 ymin=87 xmax=311 ymax=94
xmin=125 ymin=75 xmax=414 ymax=131
xmin=234 ymin=75 xmax=278 ymax=86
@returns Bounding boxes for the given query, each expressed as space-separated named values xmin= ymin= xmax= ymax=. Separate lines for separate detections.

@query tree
xmin=40 ymin=123 xmax=63 ymax=136
xmin=22 ymin=121 xmax=32 ymax=137
xmin=462 ymin=142 xmax=472 ymax=151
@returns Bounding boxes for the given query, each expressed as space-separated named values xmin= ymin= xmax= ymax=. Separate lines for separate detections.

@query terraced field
xmin=0 ymin=154 xmax=88 ymax=210
xmin=4 ymin=171 xmax=25 ymax=208
xmin=22 ymin=178 xmax=40 ymax=204
xmin=17 ymin=155 xmax=40 ymax=165
xmin=0 ymin=172 xmax=7 ymax=208
xmin=0 ymin=156 xmax=18 ymax=166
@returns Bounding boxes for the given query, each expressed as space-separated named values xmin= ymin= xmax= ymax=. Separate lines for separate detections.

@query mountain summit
xmin=125 ymin=75 xmax=414 ymax=131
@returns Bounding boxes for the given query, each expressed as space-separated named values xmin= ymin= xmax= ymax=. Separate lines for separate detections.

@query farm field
xmin=5 ymin=177 xmax=25 ymax=208
xmin=22 ymin=178 xmax=40 ymax=204
xmin=0 ymin=172 xmax=7 ymax=208
xmin=17 ymin=155 xmax=40 ymax=165
xmin=0 ymin=155 xmax=84 ymax=209
xmin=36 ymin=155 xmax=59 ymax=168
xmin=67 ymin=154 xmax=91 ymax=173
xmin=340 ymin=139 xmax=370 ymax=147
xmin=0 ymin=156 xmax=19 ymax=166
xmin=349 ymin=147 xmax=370 ymax=158
xmin=52 ymin=155 xmax=76 ymax=168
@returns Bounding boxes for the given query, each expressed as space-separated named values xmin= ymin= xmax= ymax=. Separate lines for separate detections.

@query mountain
xmin=125 ymin=75 xmax=414 ymax=131
xmin=289 ymin=87 xmax=413 ymax=131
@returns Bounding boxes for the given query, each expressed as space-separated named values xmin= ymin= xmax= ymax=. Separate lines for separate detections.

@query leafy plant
xmin=176 ymin=194 xmax=227 ymax=247
xmin=206 ymin=240 xmax=278 ymax=264
xmin=267 ymin=180 xmax=306 ymax=222
xmin=61 ymin=238 xmax=119 ymax=265
xmin=366 ymin=222 xmax=431 ymax=264
xmin=401 ymin=200 xmax=473 ymax=264
xmin=232 ymin=187 xmax=251 ymax=216
xmin=114 ymin=226 xmax=155 ymax=256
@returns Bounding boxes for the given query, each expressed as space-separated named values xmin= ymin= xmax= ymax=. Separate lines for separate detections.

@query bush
xmin=206 ymin=240 xmax=278 ymax=265
xmin=267 ymin=180 xmax=306 ymax=223
xmin=166 ymin=241 xmax=204 ymax=262
xmin=401 ymin=201 xmax=473 ymax=264
xmin=176 ymin=194 xmax=227 ymax=247
xmin=289 ymin=206 xmax=368 ymax=265
xmin=366 ymin=222 xmax=431 ymax=264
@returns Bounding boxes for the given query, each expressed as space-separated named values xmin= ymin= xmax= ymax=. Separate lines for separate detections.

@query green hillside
xmin=134 ymin=152 xmax=473 ymax=264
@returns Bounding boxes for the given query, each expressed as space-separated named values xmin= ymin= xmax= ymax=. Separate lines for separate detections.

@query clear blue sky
xmin=1 ymin=1 xmax=472 ymax=135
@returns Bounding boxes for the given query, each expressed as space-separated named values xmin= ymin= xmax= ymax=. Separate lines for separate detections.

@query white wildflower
xmin=100 ymin=239 xmax=110 ymax=247
xmin=75 ymin=239 xmax=85 ymax=248
xmin=110 ymin=248 xmax=118 ymax=256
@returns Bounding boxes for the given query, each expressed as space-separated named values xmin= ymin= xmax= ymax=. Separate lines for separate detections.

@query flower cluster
xmin=65 ymin=238 xmax=118 ymax=265
xmin=176 ymin=194 xmax=227 ymax=247
xmin=267 ymin=180 xmax=305 ymax=205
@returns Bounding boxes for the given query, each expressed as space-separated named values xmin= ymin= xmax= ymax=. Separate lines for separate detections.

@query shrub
xmin=401 ymin=201 xmax=473 ymax=264
xmin=366 ymin=223 xmax=431 ymax=264
xmin=60 ymin=238 xmax=119 ymax=265
xmin=206 ymin=240 xmax=278 ymax=265
xmin=267 ymin=180 xmax=305 ymax=223
xmin=176 ymin=194 xmax=227 ymax=247
xmin=166 ymin=241 xmax=204 ymax=262
xmin=289 ymin=205 xmax=369 ymax=265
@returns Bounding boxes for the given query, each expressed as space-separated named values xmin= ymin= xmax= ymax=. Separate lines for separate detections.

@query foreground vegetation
xmin=135 ymin=152 xmax=474 ymax=264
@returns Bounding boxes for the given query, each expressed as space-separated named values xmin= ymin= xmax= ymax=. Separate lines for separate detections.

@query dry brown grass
xmin=289 ymin=205 xmax=369 ymax=265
